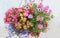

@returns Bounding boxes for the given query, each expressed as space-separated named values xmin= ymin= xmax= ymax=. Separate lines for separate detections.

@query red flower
xmin=36 ymin=32 xmax=40 ymax=37
xmin=29 ymin=9 xmax=34 ymax=14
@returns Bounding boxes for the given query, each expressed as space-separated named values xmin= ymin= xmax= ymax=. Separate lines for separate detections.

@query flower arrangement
xmin=4 ymin=1 xmax=53 ymax=38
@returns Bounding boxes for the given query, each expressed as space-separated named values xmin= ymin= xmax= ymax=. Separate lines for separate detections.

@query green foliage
xmin=28 ymin=10 xmax=53 ymax=34
xmin=32 ymin=3 xmax=37 ymax=10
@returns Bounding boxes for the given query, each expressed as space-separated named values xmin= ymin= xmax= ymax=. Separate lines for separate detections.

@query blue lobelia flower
xmin=20 ymin=30 xmax=29 ymax=35
xmin=6 ymin=24 xmax=15 ymax=38
xmin=7 ymin=25 xmax=14 ymax=33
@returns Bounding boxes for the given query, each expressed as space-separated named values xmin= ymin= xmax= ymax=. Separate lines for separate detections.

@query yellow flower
xmin=23 ymin=25 xmax=27 ymax=30
xmin=27 ymin=21 xmax=33 ymax=28
xmin=16 ymin=22 xmax=22 ymax=30
xmin=18 ymin=22 xmax=22 ymax=26
xmin=20 ymin=16 xmax=24 ymax=21
xmin=31 ymin=24 xmax=34 ymax=27
xmin=21 ymin=16 xmax=23 ymax=19
xmin=20 ymin=13 xmax=23 ymax=17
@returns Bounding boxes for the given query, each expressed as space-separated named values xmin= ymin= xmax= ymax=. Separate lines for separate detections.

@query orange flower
xmin=15 ymin=22 xmax=22 ymax=30
xmin=23 ymin=17 xmax=27 ymax=23
xmin=27 ymin=25 xmax=30 ymax=28
xmin=45 ymin=21 xmax=48 ymax=27
xmin=27 ymin=21 xmax=31 ymax=26
xmin=43 ymin=21 xmax=48 ymax=28
xmin=27 ymin=21 xmax=32 ymax=28
xmin=23 ymin=13 xmax=27 ymax=17
xmin=18 ymin=22 xmax=22 ymax=26
xmin=20 ymin=8 xmax=23 ymax=12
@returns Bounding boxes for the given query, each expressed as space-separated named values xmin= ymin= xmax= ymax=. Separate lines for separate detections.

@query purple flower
xmin=6 ymin=25 xmax=15 ymax=38
xmin=28 ymin=14 xmax=33 ymax=19
xmin=13 ymin=16 xmax=16 ymax=19
xmin=7 ymin=25 xmax=14 ymax=33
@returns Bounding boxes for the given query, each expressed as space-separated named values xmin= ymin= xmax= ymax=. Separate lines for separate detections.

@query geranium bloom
xmin=29 ymin=9 xmax=34 ymax=14
xmin=37 ymin=24 xmax=43 ymax=29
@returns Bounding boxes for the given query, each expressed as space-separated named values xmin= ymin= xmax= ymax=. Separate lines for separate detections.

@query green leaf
xmin=32 ymin=3 xmax=37 ymax=10
xmin=44 ymin=16 xmax=51 ymax=20
xmin=36 ymin=28 xmax=41 ymax=32
xmin=51 ymin=15 xmax=54 ymax=18
xmin=42 ymin=28 xmax=48 ymax=32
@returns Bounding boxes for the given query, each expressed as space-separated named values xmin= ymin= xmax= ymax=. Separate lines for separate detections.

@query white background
xmin=0 ymin=0 xmax=60 ymax=38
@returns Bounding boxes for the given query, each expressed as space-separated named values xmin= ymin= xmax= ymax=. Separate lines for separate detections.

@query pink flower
xmin=7 ymin=18 xmax=11 ymax=22
xmin=37 ymin=24 xmax=43 ymax=29
xmin=38 ymin=3 xmax=43 ymax=8
xmin=4 ymin=8 xmax=20 ymax=24
xmin=47 ymin=9 xmax=52 ymax=16
xmin=7 ymin=8 xmax=14 ymax=14
xmin=24 ymin=9 xmax=29 ymax=13
xmin=24 ymin=10 xmax=29 ymax=16
xmin=14 ymin=8 xmax=20 ymax=12
xmin=15 ymin=23 xmax=18 ymax=27
xmin=7 ymin=18 xmax=12 ymax=24
xmin=36 ymin=16 xmax=43 ymax=21
xmin=43 ymin=6 xmax=49 ymax=11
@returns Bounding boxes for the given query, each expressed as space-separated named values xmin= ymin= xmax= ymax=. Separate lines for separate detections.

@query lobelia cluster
xmin=4 ymin=2 xmax=53 ymax=38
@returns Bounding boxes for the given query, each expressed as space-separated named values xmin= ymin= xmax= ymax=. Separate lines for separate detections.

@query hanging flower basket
xmin=4 ymin=0 xmax=53 ymax=38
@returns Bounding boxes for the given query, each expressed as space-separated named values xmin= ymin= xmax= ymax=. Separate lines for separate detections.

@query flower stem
xmin=35 ymin=36 xmax=38 ymax=38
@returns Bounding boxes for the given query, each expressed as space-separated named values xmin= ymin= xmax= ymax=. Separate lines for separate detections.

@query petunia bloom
xmin=28 ymin=14 xmax=33 ymax=19
xmin=43 ymin=6 xmax=49 ymax=11
xmin=36 ymin=16 xmax=43 ymax=21
xmin=37 ymin=24 xmax=43 ymax=29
